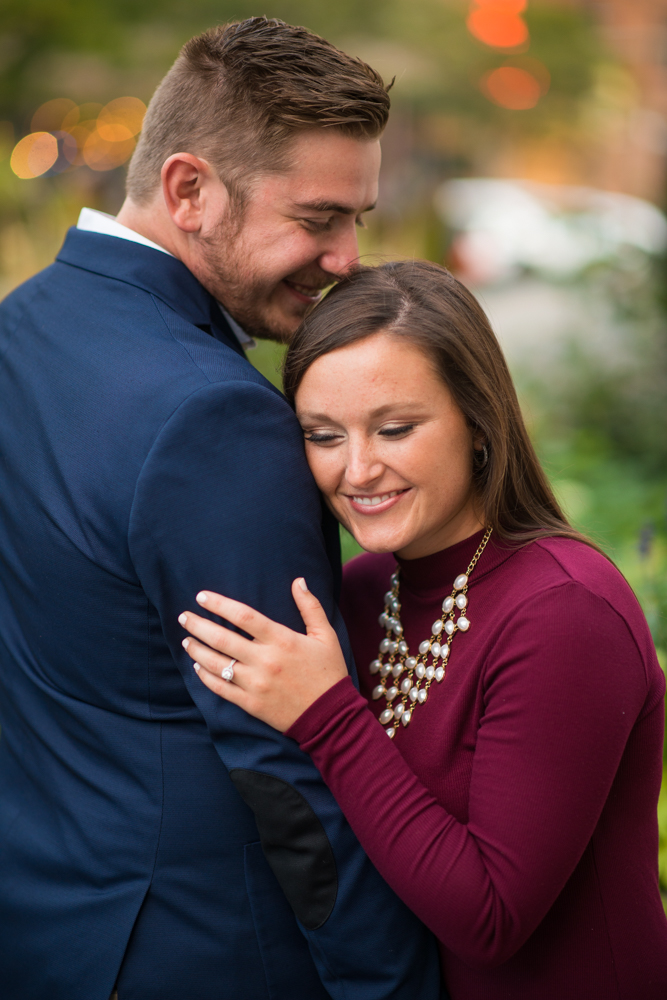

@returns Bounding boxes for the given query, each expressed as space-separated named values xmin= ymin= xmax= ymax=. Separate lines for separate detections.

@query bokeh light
xmin=467 ymin=1 xmax=529 ymax=50
xmin=10 ymin=132 xmax=59 ymax=178
xmin=96 ymin=97 xmax=146 ymax=142
xmin=481 ymin=66 xmax=542 ymax=110
xmin=10 ymin=96 xmax=146 ymax=178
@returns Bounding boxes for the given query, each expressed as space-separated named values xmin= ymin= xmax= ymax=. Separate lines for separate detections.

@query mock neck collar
xmin=56 ymin=227 xmax=245 ymax=358
xmin=395 ymin=528 xmax=516 ymax=597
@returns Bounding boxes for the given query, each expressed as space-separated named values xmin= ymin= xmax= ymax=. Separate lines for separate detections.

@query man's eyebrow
xmin=293 ymin=200 xmax=377 ymax=215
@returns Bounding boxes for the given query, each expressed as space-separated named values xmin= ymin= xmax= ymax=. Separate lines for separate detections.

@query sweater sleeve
xmin=287 ymin=581 xmax=651 ymax=969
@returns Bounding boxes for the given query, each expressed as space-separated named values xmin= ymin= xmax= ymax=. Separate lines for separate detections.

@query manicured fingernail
xmin=193 ymin=662 xmax=201 ymax=673
xmin=298 ymin=578 xmax=308 ymax=592
xmin=197 ymin=592 xmax=208 ymax=604
xmin=178 ymin=613 xmax=187 ymax=626
xmin=182 ymin=638 xmax=190 ymax=649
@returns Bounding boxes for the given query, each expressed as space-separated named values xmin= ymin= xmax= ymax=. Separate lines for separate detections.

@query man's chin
xmin=229 ymin=304 xmax=306 ymax=345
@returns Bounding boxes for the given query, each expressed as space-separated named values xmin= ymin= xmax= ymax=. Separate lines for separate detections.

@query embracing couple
xmin=1 ymin=16 xmax=666 ymax=1000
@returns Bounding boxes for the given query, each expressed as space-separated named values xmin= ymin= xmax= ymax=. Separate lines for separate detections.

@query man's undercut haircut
xmin=126 ymin=17 xmax=391 ymax=206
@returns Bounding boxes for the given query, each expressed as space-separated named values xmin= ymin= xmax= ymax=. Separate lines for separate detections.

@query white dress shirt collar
xmin=76 ymin=208 xmax=255 ymax=350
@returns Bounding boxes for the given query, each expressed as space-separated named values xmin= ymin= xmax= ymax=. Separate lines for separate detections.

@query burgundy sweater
xmin=287 ymin=532 xmax=667 ymax=999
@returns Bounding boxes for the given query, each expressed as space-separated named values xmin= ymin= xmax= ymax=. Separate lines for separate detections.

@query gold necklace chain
xmin=370 ymin=527 xmax=493 ymax=738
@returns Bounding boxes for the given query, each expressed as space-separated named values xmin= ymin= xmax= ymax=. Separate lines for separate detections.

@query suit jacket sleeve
xmin=127 ymin=378 xmax=441 ymax=1000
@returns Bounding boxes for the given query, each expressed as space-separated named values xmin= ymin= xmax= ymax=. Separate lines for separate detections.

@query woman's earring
xmin=474 ymin=443 xmax=489 ymax=469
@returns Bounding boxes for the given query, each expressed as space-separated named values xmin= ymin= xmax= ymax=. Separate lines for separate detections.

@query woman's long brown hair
xmin=283 ymin=259 xmax=595 ymax=549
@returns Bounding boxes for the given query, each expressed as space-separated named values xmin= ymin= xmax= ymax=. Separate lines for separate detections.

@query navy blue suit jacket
xmin=0 ymin=229 xmax=442 ymax=1000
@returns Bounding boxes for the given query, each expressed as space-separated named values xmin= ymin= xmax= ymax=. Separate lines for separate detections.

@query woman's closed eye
xmin=304 ymin=429 xmax=344 ymax=444
xmin=378 ymin=423 xmax=416 ymax=438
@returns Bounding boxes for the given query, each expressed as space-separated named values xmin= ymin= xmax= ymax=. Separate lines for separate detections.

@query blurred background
xmin=1 ymin=0 xmax=666 ymax=899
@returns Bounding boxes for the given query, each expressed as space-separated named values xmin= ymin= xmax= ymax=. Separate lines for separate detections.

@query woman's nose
xmin=345 ymin=442 xmax=384 ymax=487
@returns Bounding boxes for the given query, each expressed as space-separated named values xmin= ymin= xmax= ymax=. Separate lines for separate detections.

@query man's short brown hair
xmin=126 ymin=17 xmax=391 ymax=205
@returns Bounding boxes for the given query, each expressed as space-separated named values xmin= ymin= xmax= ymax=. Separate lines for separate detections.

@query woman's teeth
xmin=353 ymin=491 xmax=400 ymax=506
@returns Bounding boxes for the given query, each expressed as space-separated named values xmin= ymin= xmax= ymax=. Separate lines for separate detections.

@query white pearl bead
xmin=369 ymin=659 xmax=381 ymax=674
xmin=386 ymin=686 xmax=399 ymax=702
xmin=401 ymin=710 xmax=411 ymax=727
xmin=442 ymin=596 xmax=455 ymax=613
xmin=431 ymin=642 xmax=441 ymax=659
xmin=393 ymin=622 xmax=403 ymax=636
xmin=380 ymin=664 xmax=392 ymax=678
xmin=405 ymin=656 xmax=417 ymax=669
xmin=432 ymin=620 xmax=443 ymax=635
xmin=386 ymin=727 xmax=395 ymax=738
xmin=409 ymin=687 xmax=419 ymax=701
xmin=380 ymin=638 xmax=391 ymax=653
xmin=398 ymin=641 xmax=408 ymax=655
xmin=416 ymin=664 xmax=426 ymax=679
xmin=391 ymin=599 xmax=401 ymax=613
xmin=384 ymin=591 xmax=393 ymax=605
xmin=394 ymin=703 xmax=405 ymax=719
xmin=400 ymin=677 xmax=412 ymax=694
xmin=456 ymin=594 xmax=467 ymax=610
xmin=388 ymin=641 xmax=398 ymax=654
xmin=454 ymin=574 xmax=468 ymax=591
xmin=441 ymin=644 xmax=450 ymax=659
xmin=435 ymin=666 xmax=445 ymax=682
xmin=419 ymin=640 xmax=430 ymax=655
xmin=379 ymin=613 xmax=388 ymax=628
xmin=425 ymin=665 xmax=435 ymax=680
xmin=392 ymin=663 xmax=403 ymax=678
xmin=379 ymin=708 xmax=394 ymax=725
xmin=457 ymin=617 xmax=470 ymax=631
xmin=418 ymin=688 xmax=428 ymax=703
xmin=444 ymin=620 xmax=456 ymax=635
xmin=372 ymin=685 xmax=385 ymax=700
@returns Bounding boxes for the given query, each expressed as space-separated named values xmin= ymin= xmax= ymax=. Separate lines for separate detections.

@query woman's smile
xmin=296 ymin=330 xmax=484 ymax=559
xmin=347 ymin=488 xmax=410 ymax=514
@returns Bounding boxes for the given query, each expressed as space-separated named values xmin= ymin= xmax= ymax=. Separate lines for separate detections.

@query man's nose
xmin=317 ymin=222 xmax=360 ymax=278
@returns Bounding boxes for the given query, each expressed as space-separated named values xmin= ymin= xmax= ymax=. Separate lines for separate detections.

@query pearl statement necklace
xmin=370 ymin=527 xmax=493 ymax=738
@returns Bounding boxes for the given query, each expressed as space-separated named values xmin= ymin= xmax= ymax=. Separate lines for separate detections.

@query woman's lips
xmin=282 ymin=279 xmax=325 ymax=304
xmin=347 ymin=489 xmax=409 ymax=515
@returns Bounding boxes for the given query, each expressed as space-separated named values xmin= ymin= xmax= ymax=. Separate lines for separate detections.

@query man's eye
xmin=301 ymin=218 xmax=333 ymax=233
xmin=379 ymin=424 xmax=416 ymax=438
xmin=304 ymin=431 xmax=342 ymax=444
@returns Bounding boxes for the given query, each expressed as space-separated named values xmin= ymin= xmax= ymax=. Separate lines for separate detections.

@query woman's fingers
xmin=182 ymin=635 xmax=243 ymax=682
xmin=191 ymin=655 xmax=250 ymax=710
xmin=178 ymin=611 xmax=254 ymax=663
xmin=196 ymin=591 xmax=278 ymax=643
xmin=291 ymin=578 xmax=334 ymax=637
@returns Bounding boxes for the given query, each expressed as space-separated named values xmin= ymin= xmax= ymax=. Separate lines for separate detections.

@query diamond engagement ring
xmin=221 ymin=659 xmax=237 ymax=682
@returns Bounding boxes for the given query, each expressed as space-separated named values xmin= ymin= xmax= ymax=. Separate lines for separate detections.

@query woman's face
xmin=295 ymin=331 xmax=485 ymax=559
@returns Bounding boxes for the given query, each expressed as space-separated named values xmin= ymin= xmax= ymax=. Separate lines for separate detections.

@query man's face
xmin=194 ymin=130 xmax=381 ymax=342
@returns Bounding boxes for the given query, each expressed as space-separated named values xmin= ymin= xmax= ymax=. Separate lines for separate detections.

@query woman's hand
xmin=178 ymin=578 xmax=348 ymax=732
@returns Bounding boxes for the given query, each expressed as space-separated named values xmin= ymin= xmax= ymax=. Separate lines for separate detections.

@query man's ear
xmin=161 ymin=153 xmax=229 ymax=234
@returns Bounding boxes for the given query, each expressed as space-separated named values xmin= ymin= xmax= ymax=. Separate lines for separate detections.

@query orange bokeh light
xmin=481 ymin=66 xmax=542 ymax=109
xmin=97 ymin=97 xmax=146 ymax=142
xmin=473 ymin=0 xmax=526 ymax=11
xmin=82 ymin=131 xmax=136 ymax=171
xmin=467 ymin=5 xmax=529 ymax=49
xmin=10 ymin=132 xmax=59 ymax=178
xmin=31 ymin=98 xmax=78 ymax=134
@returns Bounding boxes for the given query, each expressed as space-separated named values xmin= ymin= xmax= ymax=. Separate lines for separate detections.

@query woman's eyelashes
xmin=304 ymin=423 xmax=417 ymax=444
xmin=378 ymin=423 xmax=416 ymax=438
xmin=304 ymin=429 xmax=343 ymax=444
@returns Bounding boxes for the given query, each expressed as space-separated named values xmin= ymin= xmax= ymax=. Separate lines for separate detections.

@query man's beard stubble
xmin=196 ymin=215 xmax=322 ymax=345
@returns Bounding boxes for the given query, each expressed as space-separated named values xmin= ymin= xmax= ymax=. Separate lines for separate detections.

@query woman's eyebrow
xmin=299 ymin=402 xmax=427 ymax=422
